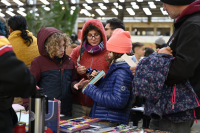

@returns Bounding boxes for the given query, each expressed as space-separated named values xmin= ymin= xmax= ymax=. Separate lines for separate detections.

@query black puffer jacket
xmin=165 ymin=0 xmax=200 ymax=119
xmin=0 ymin=35 xmax=36 ymax=133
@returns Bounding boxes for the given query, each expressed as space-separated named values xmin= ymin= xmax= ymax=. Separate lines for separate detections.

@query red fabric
xmin=176 ymin=0 xmax=200 ymax=22
xmin=81 ymin=19 xmax=107 ymax=49
xmin=23 ymin=27 xmax=79 ymax=110
xmin=0 ymin=45 xmax=13 ymax=56
xmin=70 ymin=19 xmax=109 ymax=107
xmin=37 ymin=27 xmax=62 ymax=56
xmin=70 ymin=45 xmax=109 ymax=106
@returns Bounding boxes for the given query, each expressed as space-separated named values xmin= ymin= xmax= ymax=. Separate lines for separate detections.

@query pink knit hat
xmin=107 ymin=28 xmax=132 ymax=54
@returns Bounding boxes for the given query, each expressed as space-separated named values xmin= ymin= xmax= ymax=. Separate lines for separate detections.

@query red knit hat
xmin=37 ymin=27 xmax=62 ymax=56
xmin=107 ymin=29 xmax=132 ymax=54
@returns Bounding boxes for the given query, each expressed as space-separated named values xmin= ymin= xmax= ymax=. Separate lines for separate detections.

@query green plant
xmin=39 ymin=0 xmax=79 ymax=36
xmin=25 ymin=9 xmax=41 ymax=36
xmin=26 ymin=0 xmax=79 ymax=36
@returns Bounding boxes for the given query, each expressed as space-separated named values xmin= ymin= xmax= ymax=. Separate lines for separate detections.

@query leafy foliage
xmin=26 ymin=0 xmax=79 ymax=36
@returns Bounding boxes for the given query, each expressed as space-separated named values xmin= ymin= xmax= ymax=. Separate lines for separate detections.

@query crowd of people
xmin=0 ymin=0 xmax=200 ymax=132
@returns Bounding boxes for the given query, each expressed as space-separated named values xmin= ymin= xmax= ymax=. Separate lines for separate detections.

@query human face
xmin=58 ymin=40 xmax=65 ymax=58
xmin=163 ymin=3 xmax=181 ymax=19
xmin=105 ymin=23 xmax=114 ymax=40
xmin=108 ymin=51 xmax=113 ymax=59
xmin=136 ymin=46 xmax=145 ymax=57
xmin=87 ymin=30 xmax=101 ymax=46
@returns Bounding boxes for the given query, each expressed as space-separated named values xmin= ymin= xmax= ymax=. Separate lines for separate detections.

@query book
xmin=89 ymin=120 xmax=119 ymax=128
xmin=60 ymin=120 xmax=90 ymax=133
xmin=81 ymin=127 xmax=115 ymax=133
xmin=45 ymin=99 xmax=61 ymax=133
xmin=121 ymin=53 xmax=137 ymax=67
xmin=82 ymin=70 xmax=105 ymax=93
xmin=81 ymin=120 xmax=119 ymax=133
xmin=68 ymin=116 xmax=100 ymax=124
xmin=131 ymin=106 xmax=144 ymax=112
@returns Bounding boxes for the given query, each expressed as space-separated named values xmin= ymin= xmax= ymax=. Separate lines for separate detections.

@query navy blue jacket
xmin=84 ymin=61 xmax=134 ymax=124
xmin=23 ymin=28 xmax=80 ymax=116
xmin=29 ymin=55 xmax=79 ymax=116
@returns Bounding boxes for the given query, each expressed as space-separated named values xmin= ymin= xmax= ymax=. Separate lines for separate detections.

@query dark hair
xmin=82 ymin=24 xmax=103 ymax=43
xmin=8 ymin=15 xmax=33 ymax=46
xmin=102 ymin=22 xmax=106 ymax=28
xmin=71 ymin=33 xmax=78 ymax=43
xmin=0 ymin=17 xmax=9 ymax=38
xmin=80 ymin=24 xmax=103 ymax=60
xmin=71 ymin=33 xmax=80 ymax=45
xmin=106 ymin=52 xmax=123 ymax=66
xmin=132 ymin=42 xmax=144 ymax=53
xmin=106 ymin=18 xmax=125 ymax=30
xmin=144 ymin=48 xmax=154 ymax=57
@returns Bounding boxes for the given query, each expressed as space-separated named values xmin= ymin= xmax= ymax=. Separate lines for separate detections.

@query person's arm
xmin=0 ymin=49 xmax=36 ymax=98
xmin=166 ymin=24 xmax=200 ymax=85
xmin=84 ymin=70 xmax=133 ymax=109
xmin=71 ymin=62 xmax=81 ymax=93
xmin=70 ymin=45 xmax=80 ymax=68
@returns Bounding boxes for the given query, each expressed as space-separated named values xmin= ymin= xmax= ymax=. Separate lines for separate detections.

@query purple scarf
xmin=82 ymin=40 xmax=104 ymax=54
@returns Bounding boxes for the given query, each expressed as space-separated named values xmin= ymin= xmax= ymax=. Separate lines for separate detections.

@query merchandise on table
xmin=60 ymin=120 xmax=90 ymax=132
xmin=68 ymin=116 xmax=100 ymax=124
xmin=106 ymin=124 xmax=171 ymax=133
xmin=45 ymin=99 xmax=61 ymax=133
xmin=81 ymin=127 xmax=115 ymax=133
xmin=90 ymin=120 xmax=119 ymax=128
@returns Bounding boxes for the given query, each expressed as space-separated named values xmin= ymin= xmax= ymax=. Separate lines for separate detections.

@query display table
xmin=59 ymin=116 xmax=171 ymax=133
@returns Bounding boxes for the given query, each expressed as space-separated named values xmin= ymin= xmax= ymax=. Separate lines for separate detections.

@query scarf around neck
xmin=82 ymin=40 xmax=104 ymax=54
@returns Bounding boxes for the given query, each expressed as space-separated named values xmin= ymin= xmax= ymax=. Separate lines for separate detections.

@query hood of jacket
xmin=176 ymin=0 xmax=200 ymax=22
xmin=81 ymin=19 xmax=107 ymax=50
xmin=37 ymin=27 xmax=62 ymax=56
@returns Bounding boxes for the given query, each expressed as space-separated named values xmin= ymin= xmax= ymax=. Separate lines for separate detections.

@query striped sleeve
xmin=0 ymin=35 xmax=13 ymax=56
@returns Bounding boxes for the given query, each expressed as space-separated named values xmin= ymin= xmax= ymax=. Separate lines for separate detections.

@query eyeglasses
xmin=87 ymin=34 xmax=100 ymax=40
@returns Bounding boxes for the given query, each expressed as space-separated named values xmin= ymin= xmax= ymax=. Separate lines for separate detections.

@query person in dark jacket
xmin=149 ymin=0 xmax=200 ymax=132
xmin=23 ymin=27 xmax=85 ymax=116
xmin=83 ymin=29 xmax=134 ymax=124
xmin=0 ymin=21 xmax=36 ymax=133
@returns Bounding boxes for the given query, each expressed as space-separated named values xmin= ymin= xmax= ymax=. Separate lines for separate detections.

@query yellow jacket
xmin=8 ymin=30 xmax=40 ymax=66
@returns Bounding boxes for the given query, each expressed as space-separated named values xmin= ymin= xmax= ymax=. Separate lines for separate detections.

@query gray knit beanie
xmin=160 ymin=0 xmax=196 ymax=5
xmin=155 ymin=36 xmax=165 ymax=45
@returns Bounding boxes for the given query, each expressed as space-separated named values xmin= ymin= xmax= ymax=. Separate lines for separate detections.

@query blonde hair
xmin=45 ymin=32 xmax=70 ymax=58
